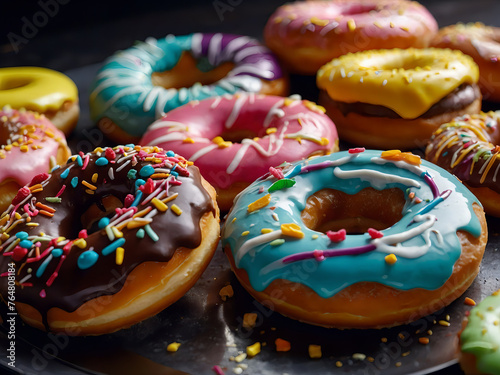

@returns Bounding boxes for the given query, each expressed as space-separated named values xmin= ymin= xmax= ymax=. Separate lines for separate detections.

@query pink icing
xmin=0 ymin=107 xmax=67 ymax=186
xmin=264 ymin=0 xmax=437 ymax=48
xmin=140 ymin=94 xmax=338 ymax=189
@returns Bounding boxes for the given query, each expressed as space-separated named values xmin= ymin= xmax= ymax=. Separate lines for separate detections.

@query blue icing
xmin=89 ymin=33 xmax=268 ymax=137
xmin=221 ymin=150 xmax=483 ymax=298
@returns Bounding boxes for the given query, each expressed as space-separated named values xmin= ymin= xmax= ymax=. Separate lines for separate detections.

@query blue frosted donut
xmin=222 ymin=149 xmax=487 ymax=328
xmin=89 ymin=33 xmax=287 ymax=141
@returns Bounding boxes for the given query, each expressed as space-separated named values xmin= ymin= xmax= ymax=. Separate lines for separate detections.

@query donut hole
xmin=220 ymin=129 xmax=259 ymax=143
xmin=0 ymin=77 xmax=31 ymax=91
xmin=151 ymin=52 xmax=235 ymax=89
xmin=301 ymin=187 xmax=405 ymax=234
xmin=80 ymin=195 xmax=123 ymax=234
xmin=341 ymin=4 xmax=377 ymax=16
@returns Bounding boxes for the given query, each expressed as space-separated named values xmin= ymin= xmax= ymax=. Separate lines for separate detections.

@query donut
xmin=221 ymin=149 xmax=487 ymax=328
xmin=425 ymin=111 xmax=500 ymax=218
xmin=317 ymin=48 xmax=481 ymax=149
xmin=431 ymin=23 xmax=500 ymax=102
xmin=89 ymin=33 xmax=288 ymax=143
xmin=0 ymin=67 xmax=79 ymax=135
xmin=459 ymin=290 xmax=500 ymax=375
xmin=141 ymin=93 xmax=339 ymax=211
xmin=0 ymin=106 xmax=71 ymax=214
xmin=0 ymin=145 xmax=220 ymax=335
xmin=263 ymin=0 xmax=438 ymax=75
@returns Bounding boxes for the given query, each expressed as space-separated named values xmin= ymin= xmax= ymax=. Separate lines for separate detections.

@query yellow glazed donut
xmin=317 ymin=48 xmax=481 ymax=149
xmin=0 ymin=67 xmax=79 ymax=135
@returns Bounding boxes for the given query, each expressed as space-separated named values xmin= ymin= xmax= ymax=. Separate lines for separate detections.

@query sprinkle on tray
xmin=418 ymin=337 xmax=430 ymax=345
xmin=167 ymin=342 xmax=181 ymax=352
xmin=275 ymin=338 xmax=291 ymax=352
xmin=243 ymin=313 xmax=258 ymax=328
xmin=464 ymin=297 xmax=476 ymax=306
xmin=308 ymin=345 xmax=322 ymax=359
xmin=246 ymin=342 xmax=261 ymax=357
xmin=219 ymin=285 xmax=234 ymax=301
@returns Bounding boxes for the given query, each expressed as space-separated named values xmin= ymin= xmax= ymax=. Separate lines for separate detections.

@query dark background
xmin=2 ymin=0 xmax=500 ymax=71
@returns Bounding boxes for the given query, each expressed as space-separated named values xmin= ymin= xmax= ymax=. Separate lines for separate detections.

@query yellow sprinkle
xmin=85 ymin=189 xmax=95 ymax=195
xmin=438 ymin=320 xmax=450 ymax=327
xmin=82 ymin=180 xmax=97 ymax=190
xmin=115 ymin=247 xmax=124 ymax=265
xmin=464 ymin=297 xmax=476 ymax=306
xmin=4 ymin=144 xmax=12 ymax=151
xmin=26 ymin=222 xmax=39 ymax=227
xmin=126 ymin=219 xmax=150 ymax=229
xmin=44 ymin=130 xmax=55 ymax=138
xmin=167 ymin=342 xmax=181 ymax=352
xmin=482 ymin=328 xmax=488 ymax=335
xmin=14 ymin=212 xmax=22 ymax=220
xmin=232 ymin=217 xmax=237 ymax=223
xmin=161 ymin=193 xmax=178 ymax=204
xmin=246 ymin=342 xmax=261 ymax=357
xmin=273 ymin=16 xmax=283 ymax=24
xmin=247 ymin=194 xmax=271 ymax=213
xmin=152 ymin=197 xmax=168 ymax=212
xmin=312 ymin=234 xmax=319 ymax=239
xmin=308 ymin=344 xmax=322 ymax=359
xmin=385 ymin=254 xmax=397 ymax=265
xmin=20 ymin=145 xmax=29 ymax=152
xmin=73 ymin=238 xmax=87 ymax=249
xmin=234 ymin=353 xmax=247 ymax=362
xmin=219 ymin=285 xmax=234 ymax=301
xmin=381 ymin=337 xmax=388 ymax=343
xmin=171 ymin=204 xmax=183 ymax=216
xmin=182 ymin=137 xmax=194 ymax=144
xmin=335 ymin=361 xmax=343 ymax=368
xmin=92 ymin=173 xmax=98 ymax=183
xmin=281 ymin=223 xmax=304 ymax=238
xmin=212 ymin=136 xmax=224 ymax=145
xmin=241 ymin=231 xmax=250 ymax=236
xmin=266 ymin=127 xmax=277 ymax=134
xmin=400 ymin=26 xmax=409 ymax=32
xmin=310 ymin=16 xmax=329 ymax=27
xmin=320 ymin=137 xmax=329 ymax=146
xmin=243 ymin=313 xmax=258 ymax=328
xmin=347 ymin=19 xmax=356 ymax=31
xmin=390 ymin=22 xmax=395 ymax=28
xmin=283 ymin=98 xmax=294 ymax=106
xmin=112 ymin=226 xmax=123 ymax=238
xmin=261 ymin=228 xmax=273 ymax=234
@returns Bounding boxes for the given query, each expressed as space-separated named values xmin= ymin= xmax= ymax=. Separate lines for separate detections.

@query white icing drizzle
xmin=225 ymin=94 xmax=247 ymax=129
xmin=146 ymin=120 xmax=189 ymax=132
xmin=373 ymin=214 xmax=439 ymax=258
xmin=333 ymin=167 xmax=421 ymax=190
xmin=235 ymin=230 xmax=282 ymax=267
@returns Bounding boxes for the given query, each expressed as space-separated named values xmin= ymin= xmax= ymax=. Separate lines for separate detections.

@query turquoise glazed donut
xmin=221 ymin=149 xmax=487 ymax=328
xmin=89 ymin=33 xmax=286 ymax=140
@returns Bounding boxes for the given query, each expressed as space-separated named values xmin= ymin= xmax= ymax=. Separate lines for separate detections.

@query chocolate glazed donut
xmin=0 ymin=145 xmax=220 ymax=335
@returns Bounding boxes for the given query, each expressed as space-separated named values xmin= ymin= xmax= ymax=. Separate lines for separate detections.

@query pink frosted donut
xmin=0 ymin=106 xmax=71 ymax=212
xmin=141 ymin=93 xmax=339 ymax=210
xmin=264 ymin=0 xmax=438 ymax=74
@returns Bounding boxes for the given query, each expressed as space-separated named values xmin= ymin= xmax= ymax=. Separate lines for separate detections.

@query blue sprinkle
xmin=51 ymin=248 xmax=63 ymax=258
xmin=77 ymin=250 xmax=99 ymax=270
xmin=36 ymin=255 xmax=53 ymax=277
xmin=60 ymin=168 xmax=71 ymax=179
xmin=284 ymin=164 xmax=302 ymax=179
xmin=71 ymin=177 xmax=78 ymax=188
xmin=131 ymin=191 xmax=143 ymax=207
xmin=98 ymin=217 xmax=110 ymax=229
xmin=170 ymin=170 xmax=179 ymax=177
xmin=102 ymin=238 xmax=126 ymax=256
xmin=16 ymin=231 xmax=29 ymax=240
xmin=125 ymin=144 xmax=135 ymax=149
xmin=95 ymin=157 xmax=109 ymax=166
xmin=76 ymin=155 xmax=83 ymax=167
xmin=167 ymin=151 xmax=175 ymax=157
xmin=135 ymin=179 xmax=146 ymax=188
xmin=127 ymin=169 xmax=137 ymax=179
xmin=136 ymin=229 xmax=145 ymax=238
xmin=144 ymin=224 xmax=159 ymax=242
xmin=442 ymin=151 xmax=448 ymax=157
xmin=50 ymin=165 xmax=60 ymax=173
xmin=19 ymin=239 xmax=33 ymax=249
xmin=139 ymin=165 xmax=155 ymax=178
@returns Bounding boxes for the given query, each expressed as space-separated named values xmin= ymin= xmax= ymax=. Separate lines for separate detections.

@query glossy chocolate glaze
xmin=326 ymin=83 xmax=480 ymax=119
xmin=0 ymin=146 xmax=215 ymax=320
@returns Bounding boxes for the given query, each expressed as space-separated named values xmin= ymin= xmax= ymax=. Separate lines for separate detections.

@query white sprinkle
xmin=382 ymin=79 xmax=388 ymax=86
xmin=116 ymin=159 xmax=131 ymax=172
xmin=272 ymin=212 xmax=279 ymax=222
xmin=340 ymin=67 xmax=346 ymax=78
xmin=347 ymin=71 xmax=354 ymax=78
xmin=108 ymin=167 xmax=115 ymax=180
xmin=360 ymin=77 xmax=364 ymax=83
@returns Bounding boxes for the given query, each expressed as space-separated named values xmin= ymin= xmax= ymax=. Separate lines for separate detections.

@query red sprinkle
xmin=12 ymin=187 xmax=31 ymax=205
xmin=78 ymin=230 xmax=88 ymax=239
xmin=39 ymin=289 xmax=46 ymax=298
xmin=55 ymin=185 xmax=66 ymax=198
xmin=367 ymin=228 xmax=384 ymax=239
xmin=139 ymin=178 xmax=155 ymax=195
xmin=269 ymin=166 xmax=284 ymax=179
xmin=348 ymin=147 xmax=365 ymax=154
xmin=124 ymin=194 xmax=135 ymax=208
xmin=105 ymin=148 xmax=116 ymax=160
xmin=327 ymin=229 xmax=346 ymax=243
xmin=12 ymin=246 xmax=28 ymax=262
xmin=212 ymin=365 xmax=225 ymax=375
xmin=313 ymin=249 xmax=325 ymax=261
xmin=29 ymin=173 xmax=49 ymax=186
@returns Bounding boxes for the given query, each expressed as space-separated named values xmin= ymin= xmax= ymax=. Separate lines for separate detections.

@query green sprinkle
xmin=268 ymin=178 xmax=296 ymax=193
xmin=45 ymin=197 xmax=62 ymax=203
xmin=127 ymin=169 xmax=137 ymax=179
xmin=136 ymin=229 xmax=145 ymax=238
xmin=144 ymin=224 xmax=159 ymax=242
xmin=270 ymin=239 xmax=285 ymax=246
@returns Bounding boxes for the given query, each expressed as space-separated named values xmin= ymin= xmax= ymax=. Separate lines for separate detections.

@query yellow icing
xmin=0 ymin=67 xmax=78 ymax=112
xmin=317 ymin=48 xmax=479 ymax=119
